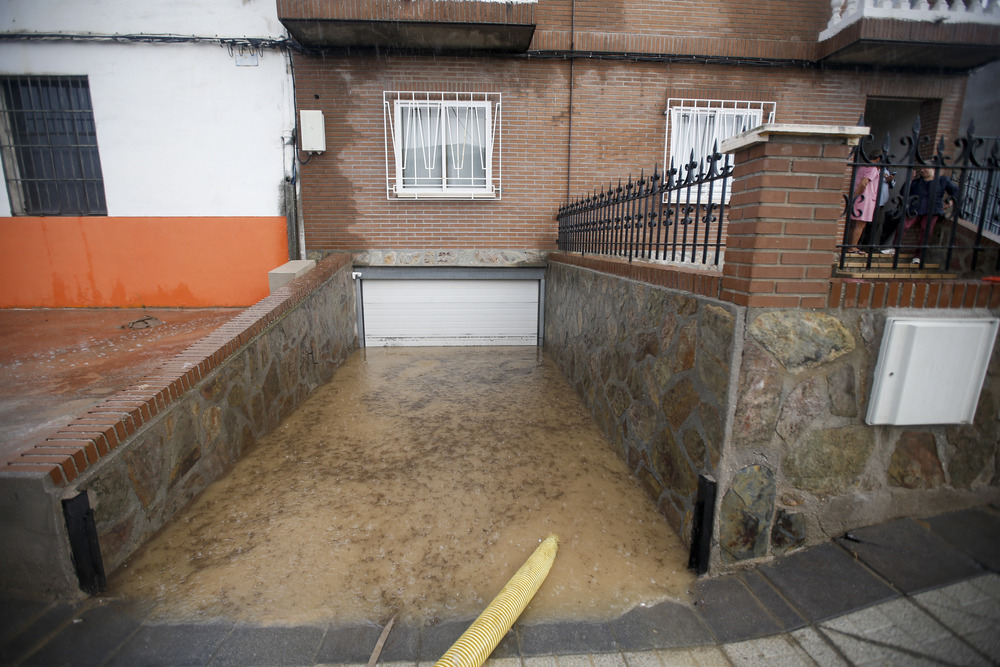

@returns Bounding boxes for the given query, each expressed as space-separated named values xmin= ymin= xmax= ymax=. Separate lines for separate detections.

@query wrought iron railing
xmin=841 ymin=118 xmax=1000 ymax=274
xmin=556 ymin=144 xmax=733 ymax=266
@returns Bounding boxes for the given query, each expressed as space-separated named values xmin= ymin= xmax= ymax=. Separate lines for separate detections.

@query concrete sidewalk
xmin=2 ymin=506 xmax=998 ymax=666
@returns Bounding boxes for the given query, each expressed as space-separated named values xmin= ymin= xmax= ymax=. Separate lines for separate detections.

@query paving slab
xmin=817 ymin=597 xmax=988 ymax=667
xmin=314 ymin=624 xmax=384 ymax=664
xmin=913 ymin=574 xmax=1000 ymax=663
xmin=0 ymin=597 xmax=48 ymax=646
xmin=720 ymin=635 xmax=816 ymax=667
xmin=739 ymin=570 xmax=808 ymax=632
xmin=207 ymin=625 xmax=325 ymax=666
xmin=105 ymin=623 xmax=234 ymax=667
xmin=374 ymin=622 xmax=420 ymax=662
xmin=20 ymin=598 xmax=149 ymax=667
xmin=654 ymin=646 xmax=731 ymax=666
xmin=690 ymin=575 xmax=783 ymax=644
xmin=0 ymin=599 xmax=79 ymax=665
xmin=419 ymin=617 xmax=518 ymax=660
xmin=758 ymin=542 xmax=898 ymax=622
xmin=609 ymin=599 xmax=714 ymax=651
xmin=789 ymin=627 xmax=849 ymax=666
xmin=517 ymin=620 xmax=618 ymax=656
xmin=837 ymin=517 xmax=984 ymax=594
xmin=418 ymin=618 xmax=470 ymax=659
xmin=924 ymin=507 xmax=1000 ymax=572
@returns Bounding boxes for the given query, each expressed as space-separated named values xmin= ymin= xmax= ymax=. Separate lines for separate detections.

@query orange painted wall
xmin=0 ymin=217 xmax=289 ymax=308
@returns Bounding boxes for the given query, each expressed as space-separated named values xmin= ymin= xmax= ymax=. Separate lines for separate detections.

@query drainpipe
xmin=565 ymin=0 xmax=576 ymax=201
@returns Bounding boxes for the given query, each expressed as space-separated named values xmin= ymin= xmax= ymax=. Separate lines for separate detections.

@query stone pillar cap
xmin=720 ymin=123 xmax=870 ymax=154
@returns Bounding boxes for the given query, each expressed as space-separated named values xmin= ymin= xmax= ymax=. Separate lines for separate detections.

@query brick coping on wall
xmin=830 ymin=277 xmax=1000 ymax=309
xmin=550 ymin=252 xmax=1000 ymax=310
xmin=0 ymin=253 xmax=353 ymax=488
xmin=548 ymin=252 xmax=724 ymax=300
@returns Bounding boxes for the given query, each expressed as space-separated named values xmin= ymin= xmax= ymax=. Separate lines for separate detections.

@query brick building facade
xmin=281 ymin=0 xmax=987 ymax=261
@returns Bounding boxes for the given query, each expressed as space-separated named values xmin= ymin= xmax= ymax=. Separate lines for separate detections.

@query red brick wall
xmin=294 ymin=51 xmax=967 ymax=255
xmin=294 ymin=55 xmax=571 ymax=252
xmin=533 ymin=0 xmax=828 ymax=58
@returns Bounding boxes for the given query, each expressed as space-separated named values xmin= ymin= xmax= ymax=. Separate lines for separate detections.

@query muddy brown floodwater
xmin=109 ymin=347 xmax=694 ymax=626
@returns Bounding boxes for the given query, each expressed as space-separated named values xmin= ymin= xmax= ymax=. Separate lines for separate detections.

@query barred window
xmin=383 ymin=91 xmax=501 ymax=200
xmin=664 ymin=99 xmax=775 ymax=200
xmin=0 ymin=76 xmax=108 ymax=215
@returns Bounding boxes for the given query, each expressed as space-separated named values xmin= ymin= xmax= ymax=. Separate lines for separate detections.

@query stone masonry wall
xmin=544 ymin=252 xmax=1000 ymax=575
xmin=0 ymin=254 xmax=357 ymax=599
xmin=716 ymin=307 xmax=1000 ymax=571
xmin=544 ymin=258 xmax=741 ymax=546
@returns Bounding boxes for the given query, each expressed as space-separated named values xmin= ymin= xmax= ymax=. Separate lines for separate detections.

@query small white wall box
xmin=299 ymin=110 xmax=326 ymax=153
xmin=867 ymin=317 xmax=999 ymax=425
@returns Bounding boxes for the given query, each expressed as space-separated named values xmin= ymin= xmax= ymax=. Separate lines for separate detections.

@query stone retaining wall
xmin=719 ymin=306 xmax=1000 ymax=571
xmin=545 ymin=255 xmax=1000 ymax=574
xmin=0 ymin=254 xmax=357 ymax=599
xmin=543 ymin=258 xmax=741 ymax=546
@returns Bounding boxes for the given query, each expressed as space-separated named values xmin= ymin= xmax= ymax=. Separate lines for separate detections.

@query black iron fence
xmin=556 ymin=144 xmax=733 ymax=266
xmin=842 ymin=118 xmax=1000 ymax=274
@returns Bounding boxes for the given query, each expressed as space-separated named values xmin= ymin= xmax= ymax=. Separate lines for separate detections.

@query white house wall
xmin=2 ymin=0 xmax=288 ymax=40
xmin=0 ymin=0 xmax=294 ymax=218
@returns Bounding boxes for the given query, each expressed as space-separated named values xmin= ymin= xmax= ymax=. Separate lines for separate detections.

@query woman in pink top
xmin=847 ymin=159 xmax=880 ymax=253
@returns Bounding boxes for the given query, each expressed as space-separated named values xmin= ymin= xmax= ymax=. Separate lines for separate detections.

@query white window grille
xmin=663 ymin=98 xmax=775 ymax=199
xmin=383 ymin=91 xmax=501 ymax=200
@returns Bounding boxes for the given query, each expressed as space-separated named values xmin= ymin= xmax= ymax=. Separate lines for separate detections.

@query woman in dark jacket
xmin=904 ymin=166 xmax=958 ymax=263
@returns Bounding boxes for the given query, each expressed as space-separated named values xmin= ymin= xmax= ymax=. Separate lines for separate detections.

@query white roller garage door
xmin=361 ymin=279 xmax=539 ymax=346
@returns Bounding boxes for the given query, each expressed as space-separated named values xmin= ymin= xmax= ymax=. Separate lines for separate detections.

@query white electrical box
xmin=299 ymin=110 xmax=326 ymax=153
xmin=867 ymin=317 xmax=998 ymax=425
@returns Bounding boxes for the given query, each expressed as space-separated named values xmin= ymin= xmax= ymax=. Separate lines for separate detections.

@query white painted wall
xmin=0 ymin=0 xmax=295 ymax=217
xmin=1 ymin=0 xmax=287 ymax=39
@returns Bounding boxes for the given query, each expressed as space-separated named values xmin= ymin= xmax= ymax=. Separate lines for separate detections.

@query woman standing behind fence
xmin=848 ymin=151 xmax=881 ymax=254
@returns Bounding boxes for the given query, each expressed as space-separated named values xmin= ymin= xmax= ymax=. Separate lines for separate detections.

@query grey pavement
xmin=2 ymin=506 xmax=999 ymax=666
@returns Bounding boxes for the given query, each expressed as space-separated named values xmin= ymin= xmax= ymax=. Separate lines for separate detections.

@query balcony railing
xmin=822 ymin=0 xmax=1000 ymax=41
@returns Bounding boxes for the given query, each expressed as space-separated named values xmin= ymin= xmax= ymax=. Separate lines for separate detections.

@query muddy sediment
xmin=109 ymin=347 xmax=694 ymax=626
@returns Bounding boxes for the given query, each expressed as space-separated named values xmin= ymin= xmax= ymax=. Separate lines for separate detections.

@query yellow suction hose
xmin=435 ymin=535 xmax=559 ymax=667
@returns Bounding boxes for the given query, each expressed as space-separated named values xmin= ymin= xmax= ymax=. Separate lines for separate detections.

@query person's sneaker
xmin=911 ymin=257 xmax=921 ymax=264
xmin=880 ymin=248 xmax=895 ymax=255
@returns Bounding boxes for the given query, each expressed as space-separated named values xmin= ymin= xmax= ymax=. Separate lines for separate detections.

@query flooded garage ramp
xmin=109 ymin=347 xmax=693 ymax=626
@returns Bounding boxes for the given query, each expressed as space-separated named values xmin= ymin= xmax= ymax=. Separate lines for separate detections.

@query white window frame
xmin=663 ymin=98 xmax=775 ymax=202
xmin=383 ymin=91 xmax=502 ymax=200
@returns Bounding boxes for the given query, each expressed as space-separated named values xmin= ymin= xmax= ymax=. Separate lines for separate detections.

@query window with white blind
xmin=383 ymin=92 xmax=501 ymax=200
xmin=0 ymin=76 xmax=107 ymax=216
xmin=664 ymin=99 xmax=775 ymax=195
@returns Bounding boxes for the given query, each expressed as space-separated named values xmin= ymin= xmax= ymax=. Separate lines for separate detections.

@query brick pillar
xmin=719 ymin=125 xmax=868 ymax=308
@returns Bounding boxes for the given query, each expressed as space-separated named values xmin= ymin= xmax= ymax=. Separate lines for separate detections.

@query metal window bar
xmin=0 ymin=76 xmax=107 ymax=216
xmin=961 ymin=165 xmax=1000 ymax=237
xmin=383 ymin=91 xmax=501 ymax=200
xmin=664 ymin=99 xmax=774 ymax=204
xmin=556 ymin=142 xmax=732 ymax=266
xmin=840 ymin=117 xmax=1000 ymax=274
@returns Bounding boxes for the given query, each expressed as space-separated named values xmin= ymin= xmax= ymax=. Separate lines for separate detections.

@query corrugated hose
xmin=435 ymin=535 xmax=559 ymax=667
